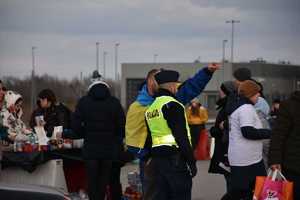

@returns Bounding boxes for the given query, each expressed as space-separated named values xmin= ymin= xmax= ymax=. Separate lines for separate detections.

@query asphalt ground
xmin=121 ymin=160 xmax=226 ymax=200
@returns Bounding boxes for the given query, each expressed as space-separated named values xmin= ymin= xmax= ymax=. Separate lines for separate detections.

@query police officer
xmin=144 ymin=70 xmax=197 ymax=200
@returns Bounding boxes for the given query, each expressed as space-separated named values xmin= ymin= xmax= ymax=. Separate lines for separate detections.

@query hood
xmin=88 ymin=83 xmax=111 ymax=100
xmin=291 ymin=91 xmax=300 ymax=102
xmin=136 ymin=84 xmax=154 ymax=106
xmin=4 ymin=90 xmax=22 ymax=108
xmin=254 ymin=97 xmax=270 ymax=115
xmin=225 ymin=92 xmax=253 ymax=116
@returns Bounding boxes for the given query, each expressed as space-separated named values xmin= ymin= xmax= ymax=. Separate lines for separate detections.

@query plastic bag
xmin=194 ymin=129 xmax=210 ymax=160
xmin=253 ymin=169 xmax=293 ymax=200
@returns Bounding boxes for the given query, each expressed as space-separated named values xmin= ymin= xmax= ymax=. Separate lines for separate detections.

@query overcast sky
xmin=0 ymin=0 xmax=299 ymax=79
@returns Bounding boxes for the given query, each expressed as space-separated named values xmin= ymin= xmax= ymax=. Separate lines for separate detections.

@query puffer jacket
xmin=268 ymin=91 xmax=300 ymax=173
xmin=71 ymin=83 xmax=125 ymax=160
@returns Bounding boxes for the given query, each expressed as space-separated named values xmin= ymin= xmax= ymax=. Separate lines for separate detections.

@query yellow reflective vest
xmin=145 ymin=96 xmax=191 ymax=148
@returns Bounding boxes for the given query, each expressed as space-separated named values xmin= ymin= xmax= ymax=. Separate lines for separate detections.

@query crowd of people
xmin=0 ymin=63 xmax=299 ymax=200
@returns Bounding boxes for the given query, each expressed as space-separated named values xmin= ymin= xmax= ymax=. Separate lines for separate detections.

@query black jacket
xmin=30 ymin=103 xmax=71 ymax=137
xmin=268 ymin=91 xmax=300 ymax=174
xmin=208 ymin=97 xmax=230 ymax=175
xmin=145 ymin=89 xmax=195 ymax=167
xmin=70 ymin=83 xmax=125 ymax=160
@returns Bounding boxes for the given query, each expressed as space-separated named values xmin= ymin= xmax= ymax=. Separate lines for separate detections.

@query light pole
xmin=154 ymin=54 xmax=158 ymax=63
xmin=222 ymin=40 xmax=228 ymax=82
xmin=31 ymin=46 xmax=36 ymax=111
xmin=114 ymin=43 xmax=120 ymax=97
xmin=103 ymin=51 xmax=107 ymax=77
xmin=96 ymin=42 xmax=100 ymax=71
xmin=80 ymin=71 xmax=83 ymax=97
xmin=115 ymin=43 xmax=120 ymax=81
xmin=226 ymin=20 xmax=240 ymax=63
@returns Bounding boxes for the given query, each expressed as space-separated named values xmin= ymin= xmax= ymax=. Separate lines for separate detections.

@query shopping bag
xmin=253 ymin=176 xmax=266 ymax=200
xmin=194 ymin=129 xmax=210 ymax=160
xmin=282 ymin=180 xmax=294 ymax=200
xmin=253 ymin=169 xmax=294 ymax=200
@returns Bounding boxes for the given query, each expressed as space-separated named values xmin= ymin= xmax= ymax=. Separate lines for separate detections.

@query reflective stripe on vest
xmin=145 ymin=96 xmax=191 ymax=148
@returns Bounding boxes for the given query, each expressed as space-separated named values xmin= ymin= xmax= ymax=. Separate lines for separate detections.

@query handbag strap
xmin=268 ymin=169 xmax=287 ymax=181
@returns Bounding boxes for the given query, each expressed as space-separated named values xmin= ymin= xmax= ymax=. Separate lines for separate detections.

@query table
xmin=0 ymin=149 xmax=87 ymax=193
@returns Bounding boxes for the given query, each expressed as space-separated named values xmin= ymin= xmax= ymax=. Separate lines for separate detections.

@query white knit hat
xmin=88 ymin=70 xmax=110 ymax=90
xmin=88 ymin=80 xmax=110 ymax=90
xmin=4 ymin=90 xmax=22 ymax=108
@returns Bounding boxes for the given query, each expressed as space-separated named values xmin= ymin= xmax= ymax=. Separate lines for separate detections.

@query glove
xmin=187 ymin=161 xmax=197 ymax=178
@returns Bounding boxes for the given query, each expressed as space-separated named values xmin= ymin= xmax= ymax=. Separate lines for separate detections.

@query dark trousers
xmin=144 ymin=155 xmax=192 ymax=200
xmin=85 ymin=160 xmax=112 ymax=200
xmin=222 ymin=160 xmax=266 ymax=200
xmin=283 ymin=168 xmax=300 ymax=200
xmin=109 ymin=162 xmax=123 ymax=200
xmin=189 ymin=124 xmax=205 ymax=150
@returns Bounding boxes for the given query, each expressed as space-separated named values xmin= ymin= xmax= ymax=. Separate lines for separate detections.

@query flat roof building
xmin=121 ymin=62 xmax=300 ymax=115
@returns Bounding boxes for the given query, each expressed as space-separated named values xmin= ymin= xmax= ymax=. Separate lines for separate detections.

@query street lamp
xmin=103 ymin=51 xmax=107 ymax=77
xmin=154 ymin=54 xmax=158 ymax=63
xmin=115 ymin=43 xmax=120 ymax=81
xmin=96 ymin=42 xmax=100 ymax=71
xmin=222 ymin=40 xmax=228 ymax=82
xmin=114 ymin=43 xmax=120 ymax=97
xmin=31 ymin=46 xmax=36 ymax=112
xmin=226 ymin=20 xmax=240 ymax=63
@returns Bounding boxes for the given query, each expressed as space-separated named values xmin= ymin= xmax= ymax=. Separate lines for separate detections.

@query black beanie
xmin=233 ymin=68 xmax=252 ymax=81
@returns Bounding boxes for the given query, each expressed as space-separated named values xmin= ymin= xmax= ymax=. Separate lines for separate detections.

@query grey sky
xmin=0 ymin=0 xmax=299 ymax=79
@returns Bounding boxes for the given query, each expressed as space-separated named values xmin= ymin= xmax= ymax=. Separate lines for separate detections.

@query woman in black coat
xmin=208 ymin=81 xmax=235 ymax=196
xmin=29 ymin=89 xmax=71 ymax=137
xmin=69 ymin=80 xmax=125 ymax=200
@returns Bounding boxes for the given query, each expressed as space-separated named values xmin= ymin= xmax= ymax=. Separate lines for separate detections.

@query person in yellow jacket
xmin=186 ymin=99 xmax=208 ymax=149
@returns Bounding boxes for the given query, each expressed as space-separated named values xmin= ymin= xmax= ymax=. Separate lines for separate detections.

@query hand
xmin=8 ymin=132 xmax=17 ymax=141
xmin=270 ymin=164 xmax=281 ymax=171
xmin=219 ymin=121 xmax=225 ymax=130
xmin=208 ymin=63 xmax=221 ymax=72
xmin=188 ymin=162 xmax=197 ymax=178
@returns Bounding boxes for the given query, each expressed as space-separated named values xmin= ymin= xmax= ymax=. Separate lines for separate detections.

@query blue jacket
xmin=176 ymin=67 xmax=213 ymax=105
xmin=136 ymin=67 xmax=213 ymax=106
xmin=128 ymin=67 xmax=213 ymax=157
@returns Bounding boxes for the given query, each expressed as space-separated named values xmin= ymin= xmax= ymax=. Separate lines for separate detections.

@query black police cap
xmin=154 ymin=70 xmax=180 ymax=84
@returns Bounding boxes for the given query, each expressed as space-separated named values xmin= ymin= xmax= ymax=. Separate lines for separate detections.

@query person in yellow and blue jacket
xmin=125 ymin=64 xmax=220 ymax=193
